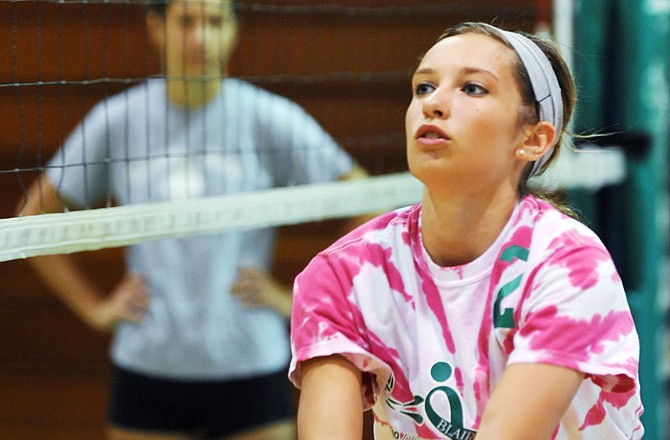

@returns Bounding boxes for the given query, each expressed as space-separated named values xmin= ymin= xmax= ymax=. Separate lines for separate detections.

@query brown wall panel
xmin=0 ymin=1 xmax=538 ymax=437
xmin=0 ymin=2 xmax=157 ymax=83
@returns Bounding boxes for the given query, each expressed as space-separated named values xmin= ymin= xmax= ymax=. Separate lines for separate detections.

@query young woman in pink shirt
xmin=289 ymin=22 xmax=644 ymax=440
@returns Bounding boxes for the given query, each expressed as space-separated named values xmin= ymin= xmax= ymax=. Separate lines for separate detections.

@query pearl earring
xmin=519 ymin=149 xmax=526 ymax=156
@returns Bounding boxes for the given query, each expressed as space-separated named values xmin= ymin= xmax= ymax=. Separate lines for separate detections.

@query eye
xmin=414 ymin=82 xmax=435 ymax=96
xmin=209 ymin=16 xmax=223 ymax=28
xmin=462 ymin=82 xmax=488 ymax=96
xmin=179 ymin=16 xmax=194 ymax=29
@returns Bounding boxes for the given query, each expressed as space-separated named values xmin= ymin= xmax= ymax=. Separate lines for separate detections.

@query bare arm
xmin=16 ymin=175 xmax=149 ymax=332
xmin=338 ymin=165 xmax=378 ymax=232
xmin=298 ymin=355 xmax=365 ymax=440
xmin=340 ymin=165 xmax=369 ymax=182
xmin=476 ymin=363 xmax=584 ymax=440
xmin=231 ymin=165 xmax=373 ymax=318
xmin=231 ymin=266 xmax=292 ymax=318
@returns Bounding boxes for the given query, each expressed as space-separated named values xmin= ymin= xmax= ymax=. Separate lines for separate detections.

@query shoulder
xmin=320 ymin=205 xmax=419 ymax=261
xmin=513 ymin=196 xmax=620 ymax=292
xmin=224 ymin=78 xmax=300 ymax=108
xmin=495 ymin=195 xmax=616 ymax=285
xmin=295 ymin=205 xmax=419 ymax=302
xmin=88 ymin=79 xmax=162 ymax=116
xmin=519 ymin=195 xmax=605 ymax=251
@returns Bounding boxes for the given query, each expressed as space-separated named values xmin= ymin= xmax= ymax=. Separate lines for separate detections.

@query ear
xmin=515 ymin=121 xmax=557 ymax=161
xmin=146 ymin=10 xmax=166 ymax=53
xmin=227 ymin=19 xmax=240 ymax=53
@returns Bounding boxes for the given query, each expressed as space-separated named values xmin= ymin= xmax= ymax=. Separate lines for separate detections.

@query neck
xmin=166 ymin=76 xmax=222 ymax=109
xmin=420 ymin=188 xmax=520 ymax=267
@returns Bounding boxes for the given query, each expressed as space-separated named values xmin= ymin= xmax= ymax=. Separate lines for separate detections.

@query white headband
xmin=485 ymin=25 xmax=564 ymax=177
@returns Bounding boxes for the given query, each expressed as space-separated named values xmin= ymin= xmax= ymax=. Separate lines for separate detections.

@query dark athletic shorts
xmin=108 ymin=365 xmax=295 ymax=439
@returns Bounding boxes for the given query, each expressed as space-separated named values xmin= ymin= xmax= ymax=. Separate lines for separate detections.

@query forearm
xmin=29 ymin=254 xmax=106 ymax=329
xmin=267 ymin=283 xmax=292 ymax=318
xmin=338 ymin=165 xmax=379 ymax=233
xmin=231 ymin=267 xmax=294 ymax=317
xmin=476 ymin=363 xmax=583 ymax=440
xmin=17 ymin=177 xmax=107 ymax=329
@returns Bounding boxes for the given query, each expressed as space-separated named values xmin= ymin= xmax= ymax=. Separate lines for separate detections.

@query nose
xmin=192 ymin=23 xmax=207 ymax=46
xmin=422 ymin=88 xmax=447 ymax=120
xmin=188 ymin=18 xmax=215 ymax=51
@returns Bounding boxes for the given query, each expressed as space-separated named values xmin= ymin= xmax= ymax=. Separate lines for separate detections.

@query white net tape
xmin=1 ymin=172 xmax=423 ymax=262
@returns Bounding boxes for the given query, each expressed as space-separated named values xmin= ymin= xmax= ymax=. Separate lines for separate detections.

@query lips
xmin=415 ymin=124 xmax=449 ymax=143
xmin=422 ymin=132 xmax=444 ymax=139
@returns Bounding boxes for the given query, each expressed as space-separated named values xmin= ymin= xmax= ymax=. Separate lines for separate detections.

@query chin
xmin=407 ymin=161 xmax=436 ymax=186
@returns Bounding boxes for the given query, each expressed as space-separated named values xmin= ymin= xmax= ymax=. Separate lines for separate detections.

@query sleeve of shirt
xmin=289 ymin=252 xmax=392 ymax=408
xmin=509 ymin=240 xmax=640 ymax=392
xmin=46 ymin=101 xmax=112 ymax=208
xmin=257 ymin=95 xmax=355 ymax=187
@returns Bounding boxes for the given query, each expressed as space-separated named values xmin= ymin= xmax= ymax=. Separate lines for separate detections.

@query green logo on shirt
xmin=493 ymin=244 xmax=529 ymax=328
xmin=386 ymin=362 xmax=477 ymax=440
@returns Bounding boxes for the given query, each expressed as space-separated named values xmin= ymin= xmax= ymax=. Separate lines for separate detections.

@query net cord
xmin=1 ymin=172 xmax=423 ymax=262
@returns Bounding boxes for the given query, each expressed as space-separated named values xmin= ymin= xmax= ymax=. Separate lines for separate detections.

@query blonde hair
xmin=439 ymin=22 xmax=578 ymax=217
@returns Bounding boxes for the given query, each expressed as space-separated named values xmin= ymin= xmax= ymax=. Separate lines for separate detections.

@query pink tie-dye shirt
xmin=289 ymin=195 xmax=644 ymax=439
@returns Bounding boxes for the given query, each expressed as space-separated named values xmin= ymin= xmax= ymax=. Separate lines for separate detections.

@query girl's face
xmin=148 ymin=0 xmax=238 ymax=79
xmin=405 ymin=33 xmax=531 ymax=196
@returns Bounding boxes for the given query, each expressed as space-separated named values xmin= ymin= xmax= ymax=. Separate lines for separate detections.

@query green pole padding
xmin=573 ymin=1 xmax=669 ymax=438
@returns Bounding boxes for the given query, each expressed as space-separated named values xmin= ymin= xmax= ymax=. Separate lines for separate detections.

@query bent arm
xmin=338 ymin=165 xmax=379 ymax=232
xmin=16 ymin=176 xmax=147 ymax=332
xmin=231 ymin=266 xmax=292 ymax=318
xmin=476 ymin=362 xmax=584 ymax=440
xmin=298 ymin=355 xmax=365 ymax=440
xmin=340 ymin=164 xmax=369 ymax=182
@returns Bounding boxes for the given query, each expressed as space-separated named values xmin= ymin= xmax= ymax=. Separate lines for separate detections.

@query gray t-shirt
xmin=47 ymin=78 xmax=355 ymax=379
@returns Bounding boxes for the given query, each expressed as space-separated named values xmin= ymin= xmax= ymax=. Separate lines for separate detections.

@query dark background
xmin=0 ymin=1 xmax=539 ymax=438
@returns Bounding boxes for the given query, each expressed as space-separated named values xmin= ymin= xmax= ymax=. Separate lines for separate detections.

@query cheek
xmin=472 ymin=108 xmax=520 ymax=145
xmin=167 ymin=33 xmax=187 ymax=52
xmin=404 ymin=105 xmax=421 ymax=169
xmin=209 ymin=36 xmax=233 ymax=62
xmin=404 ymin=101 xmax=420 ymax=136
xmin=221 ymin=34 xmax=237 ymax=54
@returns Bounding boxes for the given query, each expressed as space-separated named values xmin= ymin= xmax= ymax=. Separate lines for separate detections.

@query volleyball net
xmin=0 ymin=1 xmax=539 ymax=262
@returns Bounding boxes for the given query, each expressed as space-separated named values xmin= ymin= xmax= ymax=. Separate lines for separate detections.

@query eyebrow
xmin=460 ymin=66 xmax=500 ymax=81
xmin=413 ymin=66 xmax=500 ymax=82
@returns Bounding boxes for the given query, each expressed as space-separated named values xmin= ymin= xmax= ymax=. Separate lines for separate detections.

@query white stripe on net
xmin=0 ymin=172 xmax=423 ymax=262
